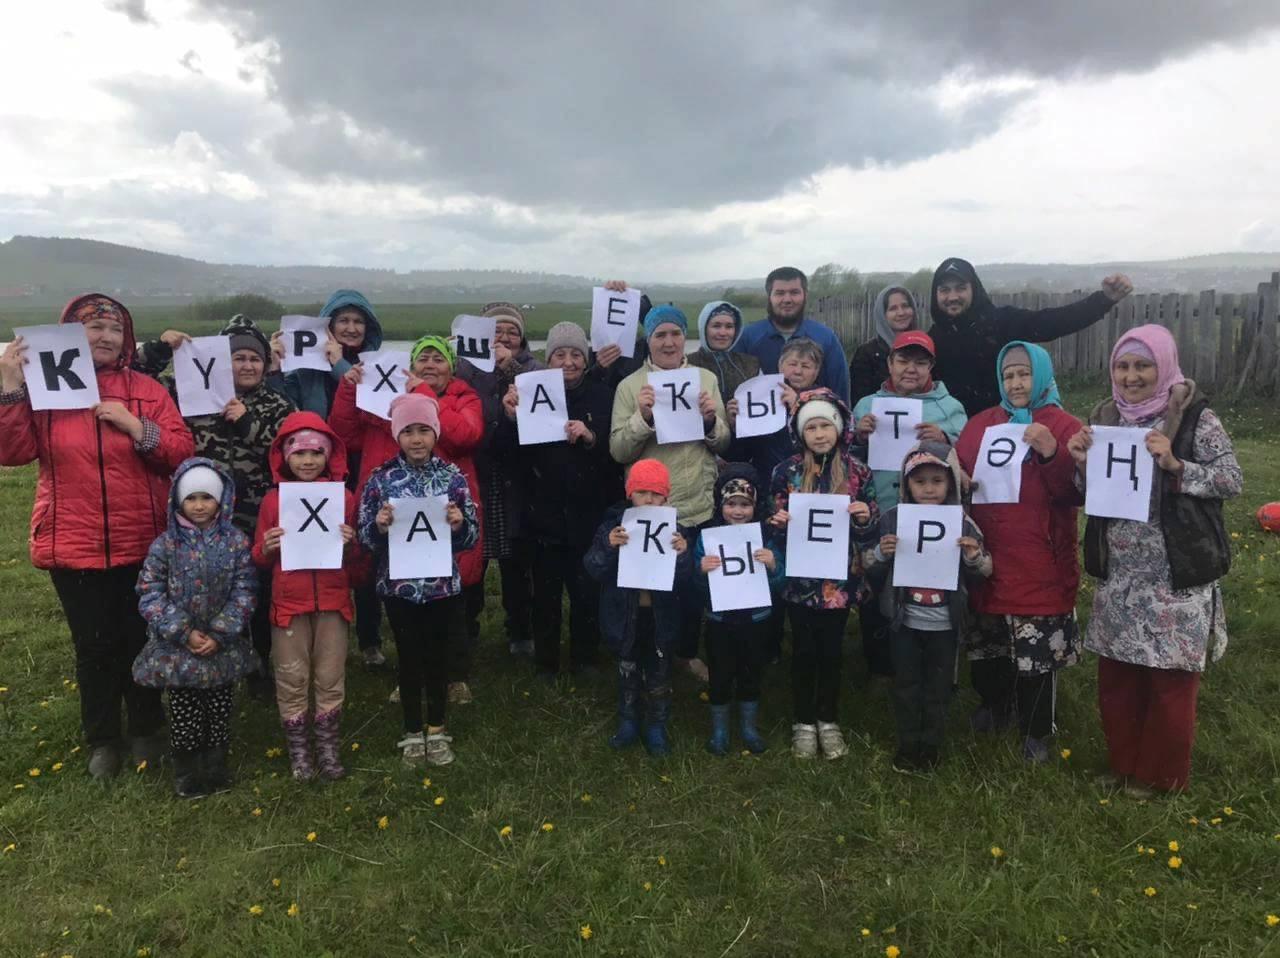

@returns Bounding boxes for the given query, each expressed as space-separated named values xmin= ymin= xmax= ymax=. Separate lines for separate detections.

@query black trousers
xmin=385 ymin=595 xmax=457 ymax=732
xmin=168 ymin=686 xmax=234 ymax=752
xmin=676 ymin=578 xmax=704 ymax=660
xmin=859 ymin=595 xmax=894 ymax=678
xmin=354 ymin=580 xmax=383 ymax=651
xmin=498 ymin=552 xmax=533 ymax=643
xmin=788 ymin=605 xmax=849 ymax=724
xmin=249 ymin=569 xmax=273 ymax=664
xmin=706 ymin=618 xmax=766 ymax=705
xmin=49 ymin=566 xmax=164 ymax=747
xmin=531 ymin=541 xmax=599 ymax=673
xmin=618 ymin=607 xmax=673 ymax=717
xmin=890 ymin=625 xmax=958 ymax=749
xmin=971 ymin=658 xmax=1056 ymax=739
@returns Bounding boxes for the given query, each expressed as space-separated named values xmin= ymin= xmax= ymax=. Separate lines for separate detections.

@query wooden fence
xmin=810 ymin=272 xmax=1280 ymax=394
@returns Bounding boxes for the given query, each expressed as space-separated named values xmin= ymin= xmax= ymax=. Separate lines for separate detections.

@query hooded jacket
xmin=770 ymin=388 xmax=879 ymax=609
xmin=0 ymin=294 xmax=195 ymax=570
xmin=692 ymin=463 xmax=784 ymax=624
xmin=328 ymin=374 xmax=486 ymax=586
xmin=862 ymin=442 xmax=991 ymax=631
xmin=928 ymin=258 xmax=1115 ymax=416
xmin=955 ymin=345 xmax=1084 ymax=616
xmin=132 ymin=457 xmax=259 ymax=689
xmin=252 ymin=412 xmax=365 ymax=627
xmin=608 ymin=358 xmax=731 ymax=527
xmin=851 ymin=380 xmax=968 ymax=510
xmin=849 ymin=285 xmax=917 ymax=405
xmin=687 ymin=301 xmax=761 ymax=403
xmin=282 ymin=289 xmax=384 ymax=417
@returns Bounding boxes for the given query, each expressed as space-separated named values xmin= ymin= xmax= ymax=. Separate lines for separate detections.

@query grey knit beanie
xmin=544 ymin=322 xmax=589 ymax=361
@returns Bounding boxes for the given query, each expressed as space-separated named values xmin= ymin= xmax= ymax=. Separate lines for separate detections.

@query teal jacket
xmin=284 ymin=289 xmax=383 ymax=417
xmin=852 ymin=381 xmax=968 ymax=509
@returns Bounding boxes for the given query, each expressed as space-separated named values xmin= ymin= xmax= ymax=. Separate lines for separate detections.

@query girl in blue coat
xmin=133 ymin=458 xmax=259 ymax=798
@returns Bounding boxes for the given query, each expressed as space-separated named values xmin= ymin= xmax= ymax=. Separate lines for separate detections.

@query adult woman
xmin=689 ymin=300 xmax=759 ymax=405
xmin=0 ymin=294 xmax=193 ymax=778
xmin=1067 ymin=325 xmax=1241 ymax=795
xmin=849 ymin=285 xmax=919 ymax=406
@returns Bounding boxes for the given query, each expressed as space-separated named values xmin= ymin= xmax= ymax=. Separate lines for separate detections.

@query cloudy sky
xmin=2 ymin=1 xmax=1279 ymax=280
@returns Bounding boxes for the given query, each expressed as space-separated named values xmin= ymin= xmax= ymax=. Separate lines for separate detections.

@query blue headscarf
xmin=643 ymin=304 xmax=688 ymax=340
xmin=997 ymin=341 xmax=1061 ymax=424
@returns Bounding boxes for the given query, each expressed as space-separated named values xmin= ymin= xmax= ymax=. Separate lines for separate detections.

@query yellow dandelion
xmin=271 ymin=878 xmax=281 ymax=888
xmin=861 ymin=928 xmax=872 ymax=937
xmin=27 ymin=768 xmax=40 ymax=778
xmin=176 ymin=856 xmax=188 ymax=870
xmin=541 ymin=822 xmax=554 ymax=832
xmin=1188 ymin=816 xmax=1200 ymax=825
xmin=657 ymin=855 xmax=667 ymax=866
xmin=434 ymin=796 xmax=446 ymax=807
xmin=990 ymin=846 xmax=1005 ymax=859
xmin=1168 ymin=840 xmax=1179 ymax=852
xmin=1223 ymin=806 xmax=1234 ymax=816
xmin=2 ymin=844 xmax=15 ymax=854
xmin=698 ymin=691 xmax=710 ymax=703
xmin=137 ymin=948 xmax=152 ymax=957
xmin=251 ymin=808 xmax=263 ymax=817
xmin=1187 ymin=903 xmax=1199 ymax=910
xmin=135 ymin=760 xmax=147 ymax=773
xmin=1137 ymin=845 xmax=1146 ymax=854
xmin=248 ymin=904 xmax=264 ymax=916
xmin=1168 ymin=856 xmax=1182 ymax=869
xmin=1144 ymin=887 xmax=1157 ymax=898
xmin=499 ymin=825 xmax=513 ymax=837
xmin=421 ymin=777 xmax=432 ymax=788
xmin=1057 ymin=936 xmax=1068 ymax=944
xmin=581 ymin=793 xmax=592 ymax=803
xmin=0 ymin=687 xmax=6 ymax=693
xmin=13 ymin=784 xmax=25 ymax=791
xmin=93 ymin=904 xmax=107 ymax=914
xmin=1147 ymin=848 xmax=1155 ymax=856
xmin=344 ymin=805 xmax=352 ymax=812
xmin=377 ymin=816 xmax=390 ymax=830
xmin=886 ymin=946 xmax=901 ymax=958
xmin=580 ymin=923 xmax=593 ymax=940
xmin=1266 ymin=915 xmax=1280 ymax=928
xmin=643 ymin=881 xmax=653 ymax=892
xmin=1098 ymin=798 xmax=1110 ymax=806
xmin=1059 ymin=748 xmax=1071 ymax=760
xmin=287 ymin=902 xmax=300 ymax=918
xmin=306 ymin=831 xmax=317 ymax=842
xmin=350 ymin=742 xmax=360 ymax=752
xmin=51 ymin=763 xmax=63 ymax=772
xmin=1210 ymin=817 xmax=1223 ymax=825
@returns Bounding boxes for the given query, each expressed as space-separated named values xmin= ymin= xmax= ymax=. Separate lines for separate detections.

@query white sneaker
xmin=817 ymin=721 xmax=848 ymax=759
xmin=447 ymin=682 xmax=473 ymax=705
xmin=362 ymin=647 xmax=387 ymax=668
xmin=791 ymin=723 xmax=818 ymax=759
xmin=397 ymin=731 xmax=425 ymax=765
xmin=388 ymin=686 xmax=401 ymax=704
xmin=425 ymin=731 xmax=455 ymax=766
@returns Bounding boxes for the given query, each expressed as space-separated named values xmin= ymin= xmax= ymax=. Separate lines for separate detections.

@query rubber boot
xmin=608 ymin=662 xmax=642 ymax=750
xmin=738 ymin=700 xmax=767 ymax=754
xmin=172 ymin=749 xmax=208 ymax=799
xmin=202 ymin=744 xmax=232 ymax=793
xmin=312 ymin=707 xmax=346 ymax=780
xmin=282 ymin=712 xmax=315 ymax=781
xmin=642 ymin=694 xmax=672 ymax=757
xmin=705 ymin=704 xmax=730 ymax=756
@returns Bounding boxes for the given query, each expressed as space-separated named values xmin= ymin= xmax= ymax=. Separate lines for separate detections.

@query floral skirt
xmin=967 ymin=612 xmax=1080 ymax=675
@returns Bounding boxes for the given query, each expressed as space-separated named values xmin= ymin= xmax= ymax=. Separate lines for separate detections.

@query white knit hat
xmin=796 ymin=399 xmax=842 ymax=435
xmin=175 ymin=465 xmax=224 ymax=504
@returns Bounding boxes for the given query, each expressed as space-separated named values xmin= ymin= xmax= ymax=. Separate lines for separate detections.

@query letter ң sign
xmin=14 ymin=324 xmax=100 ymax=411
xmin=617 ymin=505 xmax=679 ymax=591
xmin=173 ymin=336 xmax=235 ymax=418
xmin=701 ymin=522 xmax=771 ymax=612
xmin=970 ymin=423 xmax=1031 ymax=505
xmin=1085 ymin=425 xmax=1155 ymax=521
xmin=590 ymin=286 xmax=642 ymax=358
xmin=279 ymin=481 xmax=345 ymax=572
xmin=892 ymin=503 xmax=963 ymax=591
xmin=783 ymin=492 xmax=851 ymax=580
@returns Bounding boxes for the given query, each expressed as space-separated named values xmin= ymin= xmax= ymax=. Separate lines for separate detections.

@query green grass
xmin=1 ymin=388 xmax=1278 ymax=957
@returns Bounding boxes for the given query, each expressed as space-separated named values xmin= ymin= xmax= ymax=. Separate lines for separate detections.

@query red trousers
xmin=1097 ymin=656 xmax=1201 ymax=792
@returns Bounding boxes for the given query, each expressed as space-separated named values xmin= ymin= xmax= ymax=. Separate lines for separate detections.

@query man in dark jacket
xmin=929 ymin=258 xmax=1133 ymax=416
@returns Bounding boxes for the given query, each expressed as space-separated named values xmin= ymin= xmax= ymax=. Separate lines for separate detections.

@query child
xmin=358 ymin=393 xmax=479 ymax=766
xmin=584 ymin=459 xmax=690 ymax=756
xmin=693 ymin=465 xmax=782 ymax=755
xmin=1067 ymin=325 xmax=1241 ymax=796
xmin=253 ymin=412 xmax=361 ymax=781
xmin=133 ymin=458 xmax=258 ymax=798
xmin=955 ymin=342 xmax=1084 ymax=762
xmin=768 ymin=388 xmax=878 ymax=759
xmin=863 ymin=443 xmax=991 ymax=770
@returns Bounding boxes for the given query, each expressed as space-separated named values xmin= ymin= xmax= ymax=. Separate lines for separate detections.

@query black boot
xmin=202 ymin=744 xmax=232 ymax=793
xmin=172 ymin=750 xmax=209 ymax=799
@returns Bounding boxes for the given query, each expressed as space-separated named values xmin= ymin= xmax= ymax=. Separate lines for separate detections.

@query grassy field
xmin=0 ymin=384 xmax=1278 ymax=957
xmin=0 ymin=301 xmax=769 ymax=344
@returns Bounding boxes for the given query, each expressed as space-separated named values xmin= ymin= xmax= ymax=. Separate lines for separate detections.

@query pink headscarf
xmin=1110 ymin=324 xmax=1184 ymax=422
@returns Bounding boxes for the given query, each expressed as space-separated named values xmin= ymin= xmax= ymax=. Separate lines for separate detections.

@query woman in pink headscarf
xmin=1066 ymin=325 xmax=1241 ymax=797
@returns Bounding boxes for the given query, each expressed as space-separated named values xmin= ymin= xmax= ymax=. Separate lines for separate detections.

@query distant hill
xmin=0 ymin=235 xmax=1276 ymax=304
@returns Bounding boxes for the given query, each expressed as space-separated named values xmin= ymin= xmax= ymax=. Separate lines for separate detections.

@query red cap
xmin=891 ymin=330 xmax=936 ymax=357
xmin=625 ymin=459 xmax=671 ymax=499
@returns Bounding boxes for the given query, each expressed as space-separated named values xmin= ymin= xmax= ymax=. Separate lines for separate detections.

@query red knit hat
xmin=625 ymin=459 xmax=671 ymax=499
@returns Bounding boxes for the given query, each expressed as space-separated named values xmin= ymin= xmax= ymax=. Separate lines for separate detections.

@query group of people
xmin=0 ymin=257 xmax=1241 ymax=802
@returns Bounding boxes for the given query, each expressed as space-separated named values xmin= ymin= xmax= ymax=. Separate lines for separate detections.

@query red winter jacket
xmin=252 ymin=412 xmax=364 ymax=627
xmin=328 ymin=375 xmax=485 ymax=585
xmin=0 ymin=295 xmax=194 ymax=571
xmin=955 ymin=404 xmax=1084 ymax=616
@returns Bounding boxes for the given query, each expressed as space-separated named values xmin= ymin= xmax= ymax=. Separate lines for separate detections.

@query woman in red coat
xmin=955 ymin=342 xmax=1083 ymax=763
xmin=0 ymin=294 xmax=194 ymax=778
xmin=328 ymin=334 xmax=485 ymax=700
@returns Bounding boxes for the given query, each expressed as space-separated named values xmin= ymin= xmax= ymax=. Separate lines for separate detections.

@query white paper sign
xmin=591 ymin=286 xmax=642 ymax=359
xmin=868 ymin=397 xmax=924 ymax=471
xmin=515 ymin=368 xmax=568 ymax=445
xmin=388 ymin=495 xmax=452 ymax=580
xmin=279 ymin=481 xmax=345 ymax=572
xmin=280 ymin=315 xmax=332 ymax=373
xmin=1085 ymin=425 xmax=1155 ymax=521
xmin=173 ymin=336 xmax=234 ymax=418
xmin=702 ymin=523 xmax=772 ymax=612
xmin=13 ymin=324 xmax=100 ymax=411
xmin=452 ymin=314 xmax=497 ymax=373
xmin=355 ymin=349 xmax=411 ymax=421
xmin=648 ymin=368 xmax=704 ymax=444
xmin=971 ymin=423 xmax=1032 ymax=505
xmin=784 ymin=493 xmax=851 ymax=579
xmin=892 ymin=504 xmax=964 ymax=591
xmin=617 ymin=505 xmax=679 ymax=591
xmin=733 ymin=374 xmax=786 ymax=439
